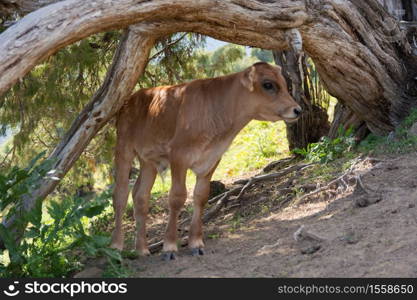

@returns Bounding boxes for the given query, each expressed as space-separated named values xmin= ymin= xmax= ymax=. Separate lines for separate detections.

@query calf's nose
xmin=293 ymin=107 xmax=302 ymax=117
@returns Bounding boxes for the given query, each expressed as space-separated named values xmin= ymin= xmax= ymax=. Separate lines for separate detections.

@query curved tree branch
xmin=0 ymin=0 xmax=415 ymax=134
xmin=0 ymin=0 xmax=306 ymax=96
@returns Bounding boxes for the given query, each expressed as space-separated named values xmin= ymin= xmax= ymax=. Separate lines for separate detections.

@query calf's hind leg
xmin=132 ymin=161 xmax=157 ymax=256
xmin=111 ymin=147 xmax=134 ymax=250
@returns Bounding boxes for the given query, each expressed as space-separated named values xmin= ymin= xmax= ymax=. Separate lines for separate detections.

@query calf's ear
xmin=274 ymin=65 xmax=282 ymax=74
xmin=240 ymin=66 xmax=256 ymax=92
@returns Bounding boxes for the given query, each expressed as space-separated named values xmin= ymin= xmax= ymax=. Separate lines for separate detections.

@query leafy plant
xmin=0 ymin=154 xmax=121 ymax=277
xmin=293 ymin=127 xmax=355 ymax=163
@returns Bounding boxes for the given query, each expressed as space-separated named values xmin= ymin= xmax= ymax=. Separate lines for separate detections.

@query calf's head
xmin=240 ymin=62 xmax=302 ymax=122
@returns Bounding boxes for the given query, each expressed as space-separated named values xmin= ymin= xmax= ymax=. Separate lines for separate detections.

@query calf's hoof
xmin=191 ymin=247 xmax=204 ymax=256
xmin=162 ymin=251 xmax=177 ymax=261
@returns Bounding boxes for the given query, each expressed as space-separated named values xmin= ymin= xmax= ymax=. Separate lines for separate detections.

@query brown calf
xmin=111 ymin=62 xmax=301 ymax=260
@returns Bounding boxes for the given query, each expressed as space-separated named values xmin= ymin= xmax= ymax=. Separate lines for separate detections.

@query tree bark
xmin=328 ymin=102 xmax=369 ymax=141
xmin=1 ymin=24 xmax=155 ymax=246
xmin=301 ymin=0 xmax=416 ymax=134
xmin=0 ymin=0 xmax=305 ymax=96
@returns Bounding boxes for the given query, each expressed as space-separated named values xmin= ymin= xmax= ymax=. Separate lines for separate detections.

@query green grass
xmin=214 ymin=120 xmax=289 ymax=179
xmin=358 ymin=107 xmax=417 ymax=154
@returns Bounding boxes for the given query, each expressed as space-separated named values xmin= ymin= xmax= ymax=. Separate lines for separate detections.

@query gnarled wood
xmin=0 ymin=0 xmax=306 ymax=96
xmin=301 ymin=0 xmax=416 ymax=133
xmin=273 ymin=49 xmax=330 ymax=150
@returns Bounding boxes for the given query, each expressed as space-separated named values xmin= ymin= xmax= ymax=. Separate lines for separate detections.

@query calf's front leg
xmin=132 ymin=162 xmax=157 ymax=256
xmin=189 ymin=160 xmax=219 ymax=256
xmin=188 ymin=174 xmax=211 ymax=256
xmin=163 ymin=162 xmax=187 ymax=261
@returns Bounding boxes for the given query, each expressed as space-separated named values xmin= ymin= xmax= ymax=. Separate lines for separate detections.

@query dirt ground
xmin=119 ymin=152 xmax=417 ymax=277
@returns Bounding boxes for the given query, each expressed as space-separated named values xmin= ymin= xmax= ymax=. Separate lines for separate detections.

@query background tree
xmin=273 ymin=50 xmax=331 ymax=150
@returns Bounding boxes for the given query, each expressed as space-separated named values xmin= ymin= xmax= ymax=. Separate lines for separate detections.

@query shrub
xmin=0 ymin=153 xmax=120 ymax=277
xmin=293 ymin=127 xmax=355 ymax=163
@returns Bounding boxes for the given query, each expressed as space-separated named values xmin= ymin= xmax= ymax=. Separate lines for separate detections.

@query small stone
xmin=355 ymin=195 xmax=382 ymax=207
xmin=341 ymin=230 xmax=360 ymax=245
xmin=301 ymin=244 xmax=321 ymax=255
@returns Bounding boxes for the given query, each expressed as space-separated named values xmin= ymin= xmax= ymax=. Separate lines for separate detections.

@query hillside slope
xmin=127 ymin=152 xmax=417 ymax=277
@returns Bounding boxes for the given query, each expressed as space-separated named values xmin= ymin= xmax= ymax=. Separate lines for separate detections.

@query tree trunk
xmin=0 ymin=0 xmax=416 ymax=244
xmin=273 ymin=49 xmax=330 ymax=150
xmin=301 ymin=1 xmax=417 ymax=134
xmin=328 ymin=102 xmax=370 ymax=141
xmin=0 ymin=0 xmax=303 ymax=96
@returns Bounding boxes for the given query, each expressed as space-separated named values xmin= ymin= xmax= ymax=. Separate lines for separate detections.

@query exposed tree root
xmin=293 ymin=156 xmax=383 ymax=206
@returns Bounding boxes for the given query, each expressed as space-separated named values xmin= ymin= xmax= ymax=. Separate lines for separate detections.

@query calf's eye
xmin=262 ymin=82 xmax=275 ymax=90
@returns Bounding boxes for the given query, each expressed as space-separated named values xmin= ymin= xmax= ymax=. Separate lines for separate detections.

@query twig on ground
xmin=293 ymin=225 xmax=325 ymax=242
xmin=148 ymin=237 xmax=188 ymax=254
xmin=293 ymin=156 xmax=366 ymax=205
xmin=263 ymin=156 xmax=296 ymax=173
xmin=203 ymin=190 xmax=233 ymax=223
xmin=234 ymin=163 xmax=314 ymax=202
xmin=355 ymin=174 xmax=378 ymax=193
xmin=234 ymin=163 xmax=313 ymax=185
xmin=146 ymin=156 xmax=380 ymax=254
xmin=208 ymin=186 xmax=241 ymax=204
xmin=353 ymin=174 xmax=382 ymax=207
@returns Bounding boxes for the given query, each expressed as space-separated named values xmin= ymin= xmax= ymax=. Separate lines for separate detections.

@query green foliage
xmin=359 ymin=108 xmax=417 ymax=154
xmin=0 ymin=31 xmax=122 ymax=192
xmin=250 ymin=48 xmax=273 ymax=63
xmin=195 ymin=44 xmax=247 ymax=77
xmin=142 ymin=40 xmax=247 ymax=87
xmin=293 ymin=127 xmax=355 ymax=163
xmin=139 ymin=33 xmax=207 ymax=86
xmin=0 ymin=151 xmax=54 ymax=217
xmin=0 ymin=154 xmax=121 ymax=277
